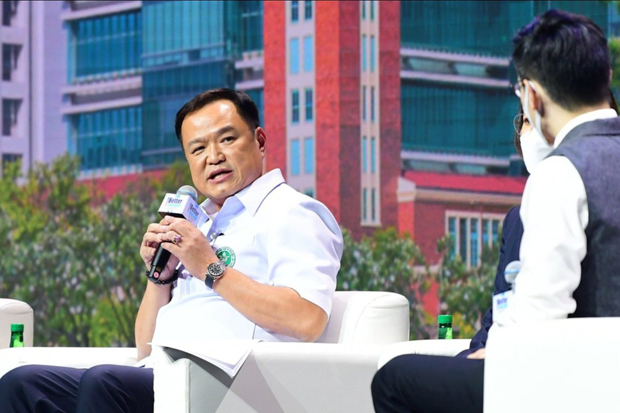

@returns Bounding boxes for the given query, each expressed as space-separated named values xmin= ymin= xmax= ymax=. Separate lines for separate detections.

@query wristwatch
xmin=205 ymin=261 xmax=226 ymax=289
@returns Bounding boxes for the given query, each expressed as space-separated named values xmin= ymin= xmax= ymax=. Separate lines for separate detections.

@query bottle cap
xmin=438 ymin=315 xmax=453 ymax=324
xmin=11 ymin=323 xmax=24 ymax=332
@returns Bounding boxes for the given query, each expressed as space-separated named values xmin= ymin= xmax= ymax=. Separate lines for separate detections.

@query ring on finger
xmin=173 ymin=234 xmax=182 ymax=245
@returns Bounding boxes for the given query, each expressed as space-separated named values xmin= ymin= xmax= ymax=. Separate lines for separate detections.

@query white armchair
xmin=152 ymin=291 xmax=411 ymax=412
xmin=484 ymin=318 xmax=620 ymax=413
xmin=0 ymin=291 xmax=410 ymax=413
xmin=0 ymin=299 xmax=34 ymax=348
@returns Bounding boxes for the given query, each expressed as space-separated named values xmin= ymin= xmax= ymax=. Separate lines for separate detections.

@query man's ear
xmin=255 ymin=127 xmax=267 ymax=154
xmin=527 ymin=79 xmax=545 ymax=117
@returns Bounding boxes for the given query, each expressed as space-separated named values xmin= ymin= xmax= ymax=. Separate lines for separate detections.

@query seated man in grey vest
xmin=372 ymin=9 xmax=619 ymax=413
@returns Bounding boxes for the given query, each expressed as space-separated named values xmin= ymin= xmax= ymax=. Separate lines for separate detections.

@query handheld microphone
xmin=147 ymin=185 xmax=208 ymax=280
xmin=504 ymin=260 xmax=521 ymax=292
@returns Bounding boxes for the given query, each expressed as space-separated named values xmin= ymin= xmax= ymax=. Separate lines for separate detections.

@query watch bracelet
xmin=145 ymin=269 xmax=178 ymax=285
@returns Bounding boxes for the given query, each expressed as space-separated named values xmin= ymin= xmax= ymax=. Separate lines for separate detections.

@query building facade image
xmin=2 ymin=0 xmax=614 ymax=269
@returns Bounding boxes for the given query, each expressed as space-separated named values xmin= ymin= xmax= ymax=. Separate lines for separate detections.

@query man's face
xmin=181 ymin=100 xmax=265 ymax=209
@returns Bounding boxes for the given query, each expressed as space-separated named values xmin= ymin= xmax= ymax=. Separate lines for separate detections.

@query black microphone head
xmin=176 ymin=185 xmax=198 ymax=202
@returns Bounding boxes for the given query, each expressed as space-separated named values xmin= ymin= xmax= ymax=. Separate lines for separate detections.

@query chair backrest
xmin=317 ymin=291 xmax=410 ymax=345
xmin=0 ymin=299 xmax=34 ymax=349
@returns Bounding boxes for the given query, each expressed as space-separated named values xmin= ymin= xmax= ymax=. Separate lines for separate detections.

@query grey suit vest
xmin=549 ymin=117 xmax=620 ymax=317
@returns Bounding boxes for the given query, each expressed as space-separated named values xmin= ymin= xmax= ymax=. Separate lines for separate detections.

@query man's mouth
xmin=208 ymin=169 xmax=232 ymax=182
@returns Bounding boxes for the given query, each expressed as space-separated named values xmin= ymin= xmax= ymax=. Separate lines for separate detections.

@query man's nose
xmin=206 ymin=145 xmax=224 ymax=164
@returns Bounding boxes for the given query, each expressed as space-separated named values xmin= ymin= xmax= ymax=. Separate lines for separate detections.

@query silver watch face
xmin=208 ymin=261 xmax=226 ymax=278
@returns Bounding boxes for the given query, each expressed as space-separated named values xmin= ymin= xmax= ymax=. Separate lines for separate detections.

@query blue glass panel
xmin=492 ymin=220 xmax=500 ymax=244
xmin=471 ymin=218 xmax=479 ymax=266
xmin=303 ymin=36 xmax=313 ymax=72
xmin=69 ymin=10 xmax=141 ymax=81
xmin=292 ymin=89 xmax=300 ymax=123
xmin=291 ymin=139 xmax=300 ymax=176
xmin=304 ymin=137 xmax=314 ymax=174
xmin=291 ymin=0 xmax=299 ymax=22
xmin=362 ymin=86 xmax=366 ymax=121
xmin=448 ymin=217 xmax=457 ymax=259
xmin=459 ymin=218 xmax=467 ymax=262
xmin=482 ymin=219 xmax=490 ymax=247
xmin=362 ymin=136 xmax=367 ymax=173
xmin=370 ymin=137 xmax=376 ymax=173
xmin=304 ymin=1 xmax=313 ymax=20
xmin=371 ymin=86 xmax=375 ymax=122
xmin=305 ymin=88 xmax=313 ymax=121
xmin=290 ymin=38 xmax=300 ymax=74
xmin=371 ymin=188 xmax=376 ymax=221
xmin=370 ymin=36 xmax=375 ymax=73
xmin=362 ymin=188 xmax=368 ymax=220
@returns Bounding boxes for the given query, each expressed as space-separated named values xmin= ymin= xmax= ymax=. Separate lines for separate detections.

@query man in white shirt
xmin=0 ymin=89 xmax=343 ymax=413
xmin=372 ymin=9 xmax=619 ymax=413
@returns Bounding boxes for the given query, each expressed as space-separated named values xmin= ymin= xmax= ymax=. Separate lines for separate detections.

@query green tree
xmin=337 ymin=227 xmax=433 ymax=339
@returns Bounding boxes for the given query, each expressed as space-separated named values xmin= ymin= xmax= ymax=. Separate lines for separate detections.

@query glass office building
xmin=400 ymin=1 xmax=609 ymax=163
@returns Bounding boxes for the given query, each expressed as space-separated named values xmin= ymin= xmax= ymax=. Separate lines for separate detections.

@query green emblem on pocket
xmin=215 ymin=246 xmax=236 ymax=268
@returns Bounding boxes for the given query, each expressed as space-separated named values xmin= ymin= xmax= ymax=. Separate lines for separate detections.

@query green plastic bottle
xmin=438 ymin=315 xmax=453 ymax=340
xmin=10 ymin=323 xmax=24 ymax=348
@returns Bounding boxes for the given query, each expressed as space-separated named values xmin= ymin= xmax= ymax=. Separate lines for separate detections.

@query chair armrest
xmin=0 ymin=347 xmax=137 ymax=379
xmin=0 ymin=299 xmax=34 ymax=348
xmin=484 ymin=318 xmax=620 ymax=413
xmin=152 ymin=342 xmax=388 ymax=413
xmin=377 ymin=339 xmax=471 ymax=369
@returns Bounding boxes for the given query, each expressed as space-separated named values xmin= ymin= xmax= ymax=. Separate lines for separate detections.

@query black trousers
xmin=371 ymin=354 xmax=484 ymax=413
xmin=0 ymin=364 xmax=154 ymax=413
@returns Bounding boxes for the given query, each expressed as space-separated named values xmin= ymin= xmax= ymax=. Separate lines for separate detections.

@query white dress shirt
xmin=499 ymin=109 xmax=618 ymax=325
xmin=151 ymin=169 xmax=343 ymax=344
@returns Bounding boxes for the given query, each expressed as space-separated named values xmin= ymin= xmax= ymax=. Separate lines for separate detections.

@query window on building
xmin=2 ymin=99 xmax=20 ymax=136
xmin=304 ymin=137 xmax=314 ymax=174
xmin=362 ymin=35 xmax=368 ymax=72
xmin=304 ymin=188 xmax=314 ymax=198
xmin=362 ymin=86 xmax=367 ymax=121
xmin=1 ymin=153 xmax=21 ymax=175
xmin=292 ymin=89 xmax=300 ymax=123
xmin=370 ymin=35 xmax=376 ymax=72
xmin=447 ymin=213 xmax=503 ymax=267
xmin=70 ymin=10 xmax=141 ymax=81
xmin=370 ymin=137 xmax=376 ymax=173
xmin=71 ymin=106 xmax=142 ymax=170
xmin=291 ymin=1 xmax=299 ymax=22
xmin=362 ymin=136 xmax=367 ymax=173
xmin=362 ymin=1 xmax=366 ymax=19
xmin=371 ymin=86 xmax=375 ymax=122
xmin=303 ymin=35 xmax=313 ymax=72
xmin=2 ymin=1 xmax=18 ymax=27
xmin=370 ymin=0 xmax=375 ymax=21
xmin=290 ymin=38 xmax=300 ymax=74
xmin=305 ymin=88 xmax=313 ymax=121
xmin=362 ymin=188 xmax=368 ymax=221
xmin=304 ymin=1 xmax=312 ymax=20
xmin=291 ymin=139 xmax=300 ymax=176
xmin=2 ymin=44 xmax=20 ymax=81
xmin=371 ymin=188 xmax=377 ymax=222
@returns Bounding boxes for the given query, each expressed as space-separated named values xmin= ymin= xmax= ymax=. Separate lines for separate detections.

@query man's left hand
xmin=158 ymin=216 xmax=216 ymax=279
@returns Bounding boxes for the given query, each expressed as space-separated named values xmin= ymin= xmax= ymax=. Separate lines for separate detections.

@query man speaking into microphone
xmin=0 ymin=89 xmax=343 ymax=413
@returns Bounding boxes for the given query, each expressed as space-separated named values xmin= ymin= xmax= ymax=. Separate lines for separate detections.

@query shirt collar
xmin=553 ymin=108 xmax=617 ymax=148
xmin=200 ymin=168 xmax=285 ymax=217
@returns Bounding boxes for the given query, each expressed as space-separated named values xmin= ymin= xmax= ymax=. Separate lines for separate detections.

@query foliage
xmin=337 ymin=227 xmax=433 ymax=339
xmin=0 ymin=155 xmax=170 ymax=346
xmin=434 ymin=235 xmax=500 ymax=338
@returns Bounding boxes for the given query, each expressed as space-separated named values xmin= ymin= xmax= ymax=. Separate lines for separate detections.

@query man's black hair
xmin=174 ymin=88 xmax=260 ymax=144
xmin=512 ymin=9 xmax=610 ymax=111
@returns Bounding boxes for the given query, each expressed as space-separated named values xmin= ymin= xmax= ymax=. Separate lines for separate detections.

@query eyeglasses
xmin=513 ymin=113 xmax=524 ymax=135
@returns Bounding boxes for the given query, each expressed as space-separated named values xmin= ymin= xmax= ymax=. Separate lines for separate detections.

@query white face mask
xmin=522 ymin=83 xmax=544 ymax=139
xmin=520 ymin=127 xmax=553 ymax=173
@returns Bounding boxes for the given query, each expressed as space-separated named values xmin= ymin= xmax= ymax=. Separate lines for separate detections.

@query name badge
xmin=492 ymin=290 xmax=514 ymax=323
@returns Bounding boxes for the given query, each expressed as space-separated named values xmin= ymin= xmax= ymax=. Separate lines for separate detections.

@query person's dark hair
xmin=174 ymin=88 xmax=260 ymax=144
xmin=512 ymin=9 xmax=610 ymax=111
